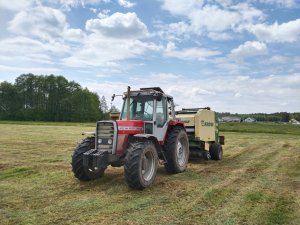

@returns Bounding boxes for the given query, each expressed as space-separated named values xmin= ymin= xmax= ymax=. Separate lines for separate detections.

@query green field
xmin=0 ymin=123 xmax=299 ymax=225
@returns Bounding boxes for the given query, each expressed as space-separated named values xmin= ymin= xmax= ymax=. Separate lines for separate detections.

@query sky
xmin=0 ymin=0 xmax=300 ymax=113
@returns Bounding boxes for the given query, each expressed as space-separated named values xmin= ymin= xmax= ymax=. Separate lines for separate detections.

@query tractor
xmin=71 ymin=87 xmax=223 ymax=189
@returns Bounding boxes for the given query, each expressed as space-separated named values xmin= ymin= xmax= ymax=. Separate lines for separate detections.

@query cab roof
xmin=123 ymin=87 xmax=173 ymax=100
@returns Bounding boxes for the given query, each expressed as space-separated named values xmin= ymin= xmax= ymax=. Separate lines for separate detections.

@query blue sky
xmin=0 ymin=0 xmax=299 ymax=113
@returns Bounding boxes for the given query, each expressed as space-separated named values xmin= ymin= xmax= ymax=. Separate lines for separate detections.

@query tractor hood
xmin=116 ymin=120 xmax=144 ymax=135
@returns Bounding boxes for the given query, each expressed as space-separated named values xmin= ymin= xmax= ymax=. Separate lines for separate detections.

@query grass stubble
xmin=0 ymin=123 xmax=299 ymax=225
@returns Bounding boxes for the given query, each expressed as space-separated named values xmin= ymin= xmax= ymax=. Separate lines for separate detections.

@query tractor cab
xmin=119 ymin=87 xmax=176 ymax=142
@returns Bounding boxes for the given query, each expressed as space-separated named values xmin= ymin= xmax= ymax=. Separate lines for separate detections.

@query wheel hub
xmin=177 ymin=140 xmax=186 ymax=167
xmin=141 ymin=150 xmax=155 ymax=181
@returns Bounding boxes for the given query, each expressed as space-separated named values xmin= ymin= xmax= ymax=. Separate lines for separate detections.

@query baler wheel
xmin=209 ymin=143 xmax=223 ymax=160
xmin=164 ymin=127 xmax=189 ymax=173
xmin=71 ymin=137 xmax=105 ymax=181
xmin=124 ymin=141 xmax=158 ymax=190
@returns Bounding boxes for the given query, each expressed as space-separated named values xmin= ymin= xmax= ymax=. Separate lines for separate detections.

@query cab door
xmin=153 ymin=97 xmax=168 ymax=141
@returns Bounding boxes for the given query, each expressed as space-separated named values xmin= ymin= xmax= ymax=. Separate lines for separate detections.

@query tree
xmin=100 ymin=96 xmax=108 ymax=113
xmin=0 ymin=81 xmax=22 ymax=120
xmin=110 ymin=105 xmax=120 ymax=113
xmin=0 ymin=74 xmax=102 ymax=122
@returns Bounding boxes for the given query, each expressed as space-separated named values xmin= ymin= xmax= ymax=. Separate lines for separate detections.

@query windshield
xmin=121 ymin=96 xmax=154 ymax=121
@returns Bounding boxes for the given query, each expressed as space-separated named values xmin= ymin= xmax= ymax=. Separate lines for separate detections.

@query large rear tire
xmin=71 ymin=137 xmax=105 ymax=181
xmin=209 ymin=143 xmax=223 ymax=160
xmin=124 ymin=141 xmax=158 ymax=190
xmin=164 ymin=127 xmax=189 ymax=173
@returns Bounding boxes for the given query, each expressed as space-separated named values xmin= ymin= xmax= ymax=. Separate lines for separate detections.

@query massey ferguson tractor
xmin=71 ymin=87 xmax=224 ymax=189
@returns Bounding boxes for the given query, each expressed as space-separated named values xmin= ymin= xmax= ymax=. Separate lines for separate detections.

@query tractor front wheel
xmin=71 ymin=137 xmax=105 ymax=181
xmin=209 ymin=143 xmax=223 ymax=160
xmin=124 ymin=141 xmax=158 ymax=190
xmin=164 ymin=127 xmax=189 ymax=173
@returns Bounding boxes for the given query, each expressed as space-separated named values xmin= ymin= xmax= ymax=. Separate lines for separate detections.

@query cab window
xmin=156 ymin=97 xmax=167 ymax=127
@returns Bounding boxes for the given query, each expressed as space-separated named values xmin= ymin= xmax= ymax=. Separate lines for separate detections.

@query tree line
xmin=0 ymin=74 xmax=118 ymax=122
xmin=218 ymin=112 xmax=300 ymax=122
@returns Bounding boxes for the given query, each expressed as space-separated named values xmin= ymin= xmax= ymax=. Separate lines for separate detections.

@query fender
xmin=161 ymin=119 xmax=186 ymax=144
xmin=133 ymin=134 xmax=165 ymax=161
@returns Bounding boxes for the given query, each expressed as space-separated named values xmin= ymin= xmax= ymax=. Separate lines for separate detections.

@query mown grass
xmin=0 ymin=123 xmax=299 ymax=225
xmin=220 ymin=122 xmax=300 ymax=135
xmin=0 ymin=120 xmax=95 ymax=127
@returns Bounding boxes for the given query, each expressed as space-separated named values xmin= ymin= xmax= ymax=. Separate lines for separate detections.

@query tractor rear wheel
xmin=164 ymin=127 xmax=189 ymax=173
xmin=71 ymin=137 xmax=105 ymax=181
xmin=209 ymin=143 xmax=223 ymax=160
xmin=124 ymin=141 xmax=158 ymax=190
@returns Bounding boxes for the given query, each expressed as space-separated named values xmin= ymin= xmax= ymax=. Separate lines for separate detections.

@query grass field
xmin=0 ymin=122 xmax=299 ymax=225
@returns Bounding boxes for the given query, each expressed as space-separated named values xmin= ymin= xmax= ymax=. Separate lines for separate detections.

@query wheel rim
xmin=141 ymin=150 xmax=155 ymax=181
xmin=219 ymin=147 xmax=223 ymax=159
xmin=177 ymin=138 xmax=186 ymax=167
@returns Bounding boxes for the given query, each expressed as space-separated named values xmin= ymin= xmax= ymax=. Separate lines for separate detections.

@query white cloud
xmin=164 ymin=42 xmax=221 ymax=61
xmin=131 ymin=73 xmax=180 ymax=82
xmin=63 ymin=33 xmax=161 ymax=67
xmin=8 ymin=6 xmax=67 ymax=41
xmin=0 ymin=36 xmax=70 ymax=56
xmin=160 ymin=1 xmax=265 ymax=40
xmin=118 ymin=0 xmax=135 ymax=8
xmin=247 ymin=19 xmax=300 ymax=43
xmin=47 ymin=0 xmax=111 ymax=10
xmin=0 ymin=0 xmax=34 ymax=11
xmin=2 ymin=6 xmax=159 ymax=71
xmin=84 ymin=73 xmax=300 ymax=113
xmin=208 ymin=32 xmax=232 ymax=41
xmin=230 ymin=41 xmax=267 ymax=58
xmin=155 ymin=21 xmax=191 ymax=41
xmin=161 ymin=0 xmax=203 ymax=16
xmin=97 ymin=9 xmax=110 ymax=18
xmin=86 ymin=12 xmax=148 ymax=39
xmin=190 ymin=5 xmax=240 ymax=33
xmin=0 ymin=64 xmax=61 ymax=74
xmin=7 ymin=5 xmax=86 ymax=43
xmin=265 ymin=55 xmax=289 ymax=64
xmin=257 ymin=0 xmax=298 ymax=8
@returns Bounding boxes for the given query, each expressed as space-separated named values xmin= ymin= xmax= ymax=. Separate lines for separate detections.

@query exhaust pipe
xmin=127 ymin=86 xmax=130 ymax=120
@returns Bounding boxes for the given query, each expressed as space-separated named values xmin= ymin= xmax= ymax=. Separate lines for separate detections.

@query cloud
xmin=0 ymin=64 xmax=61 ymax=74
xmin=264 ymin=55 xmax=289 ymax=64
xmin=3 ymin=6 xmax=159 ymax=70
xmin=86 ymin=12 xmax=148 ymax=39
xmin=131 ymin=73 xmax=181 ymax=82
xmin=258 ymin=0 xmax=298 ymax=8
xmin=7 ymin=5 xmax=86 ymax=43
xmin=118 ymin=0 xmax=135 ymax=8
xmin=161 ymin=0 xmax=203 ymax=16
xmin=83 ymin=73 xmax=300 ymax=113
xmin=230 ymin=41 xmax=267 ymax=59
xmin=160 ymin=1 xmax=265 ymax=39
xmin=0 ymin=36 xmax=70 ymax=56
xmin=63 ymin=33 xmax=161 ymax=67
xmin=8 ymin=6 xmax=67 ymax=41
xmin=45 ymin=0 xmax=111 ymax=11
xmin=0 ymin=0 xmax=34 ymax=11
xmin=164 ymin=42 xmax=221 ymax=61
xmin=246 ymin=19 xmax=300 ymax=43
xmin=97 ymin=9 xmax=110 ymax=18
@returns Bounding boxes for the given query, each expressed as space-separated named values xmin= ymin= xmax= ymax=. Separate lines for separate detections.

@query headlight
xmin=98 ymin=139 xmax=102 ymax=144
xmin=108 ymin=139 xmax=112 ymax=145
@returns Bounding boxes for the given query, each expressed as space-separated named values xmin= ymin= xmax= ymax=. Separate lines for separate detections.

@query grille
xmin=96 ymin=121 xmax=116 ymax=153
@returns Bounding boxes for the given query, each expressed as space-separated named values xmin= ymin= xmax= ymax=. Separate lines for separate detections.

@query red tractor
xmin=71 ymin=87 xmax=189 ymax=189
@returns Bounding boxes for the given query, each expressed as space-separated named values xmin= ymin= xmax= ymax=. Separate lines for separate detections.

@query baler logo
xmin=201 ymin=120 xmax=214 ymax=127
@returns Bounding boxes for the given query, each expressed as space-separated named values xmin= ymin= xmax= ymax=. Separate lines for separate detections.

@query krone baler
xmin=176 ymin=107 xmax=225 ymax=160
